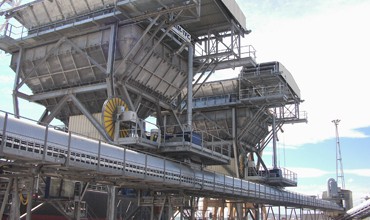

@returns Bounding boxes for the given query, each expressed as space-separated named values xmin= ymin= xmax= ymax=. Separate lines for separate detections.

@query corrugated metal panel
xmin=69 ymin=113 xmax=103 ymax=141
xmin=10 ymin=0 xmax=116 ymax=29
xmin=206 ymin=158 xmax=237 ymax=176
xmin=192 ymin=78 xmax=239 ymax=98
xmin=221 ymin=0 xmax=247 ymax=30
xmin=278 ymin=62 xmax=301 ymax=99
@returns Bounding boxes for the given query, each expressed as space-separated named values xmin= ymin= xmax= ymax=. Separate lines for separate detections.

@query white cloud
xmin=238 ymin=0 xmax=370 ymax=147
xmin=292 ymin=183 xmax=327 ymax=198
xmin=0 ymin=75 xmax=13 ymax=84
xmin=289 ymin=167 xmax=332 ymax=178
xmin=345 ymin=169 xmax=370 ymax=177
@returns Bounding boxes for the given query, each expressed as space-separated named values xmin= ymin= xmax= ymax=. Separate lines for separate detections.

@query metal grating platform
xmin=239 ymin=61 xmax=301 ymax=106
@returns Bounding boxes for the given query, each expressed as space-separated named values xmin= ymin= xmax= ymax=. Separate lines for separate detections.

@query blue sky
xmin=1 ymin=0 xmax=370 ymax=207
xmin=234 ymin=0 xmax=370 ymax=205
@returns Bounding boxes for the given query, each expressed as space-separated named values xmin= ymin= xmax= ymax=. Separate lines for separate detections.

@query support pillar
xmin=106 ymin=23 xmax=118 ymax=98
xmin=254 ymin=205 xmax=260 ymax=220
xmin=190 ymin=196 xmax=195 ymax=220
xmin=73 ymin=201 xmax=81 ymax=220
xmin=272 ymin=114 xmax=278 ymax=169
xmin=234 ymin=203 xmax=243 ymax=220
xmin=9 ymin=178 xmax=20 ymax=220
xmin=232 ymin=107 xmax=240 ymax=178
xmin=12 ymin=47 xmax=23 ymax=118
xmin=186 ymin=43 xmax=194 ymax=131
xmin=25 ymin=177 xmax=35 ymax=220
xmin=106 ymin=185 xmax=117 ymax=220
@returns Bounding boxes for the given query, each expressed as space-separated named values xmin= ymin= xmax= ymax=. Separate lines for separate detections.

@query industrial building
xmin=0 ymin=0 xmax=368 ymax=219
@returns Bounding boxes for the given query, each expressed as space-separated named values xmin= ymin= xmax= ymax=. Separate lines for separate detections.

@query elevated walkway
xmin=0 ymin=112 xmax=343 ymax=212
xmin=246 ymin=167 xmax=297 ymax=187
xmin=160 ymin=130 xmax=231 ymax=165
xmin=337 ymin=200 xmax=370 ymax=220
xmin=239 ymin=61 xmax=301 ymax=105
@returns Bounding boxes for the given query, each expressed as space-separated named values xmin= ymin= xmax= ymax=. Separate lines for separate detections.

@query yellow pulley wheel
xmin=102 ymin=97 xmax=128 ymax=140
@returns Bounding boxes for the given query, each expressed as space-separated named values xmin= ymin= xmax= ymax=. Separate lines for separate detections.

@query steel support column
xmin=106 ymin=23 xmax=118 ymax=98
xmin=74 ymin=201 xmax=81 ymax=220
xmin=272 ymin=114 xmax=278 ymax=169
xmin=12 ymin=47 xmax=23 ymax=118
xmin=25 ymin=177 xmax=35 ymax=220
xmin=232 ymin=107 xmax=240 ymax=178
xmin=9 ymin=178 xmax=20 ymax=220
xmin=106 ymin=185 xmax=117 ymax=220
xmin=186 ymin=43 xmax=194 ymax=131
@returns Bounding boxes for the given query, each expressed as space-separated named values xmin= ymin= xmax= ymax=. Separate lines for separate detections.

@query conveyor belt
xmin=0 ymin=112 xmax=343 ymax=212
xmin=337 ymin=200 xmax=370 ymax=220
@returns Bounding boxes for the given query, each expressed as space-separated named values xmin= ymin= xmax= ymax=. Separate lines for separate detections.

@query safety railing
xmin=239 ymin=84 xmax=286 ymax=101
xmin=115 ymin=118 xmax=161 ymax=149
xmin=161 ymin=124 xmax=231 ymax=159
xmin=0 ymin=22 xmax=28 ymax=39
xmin=194 ymin=32 xmax=256 ymax=59
xmin=192 ymin=93 xmax=238 ymax=108
xmin=0 ymin=3 xmax=117 ymax=40
xmin=256 ymin=167 xmax=297 ymax=184
xmin=0 ymin=110 xmax=343 ymax=211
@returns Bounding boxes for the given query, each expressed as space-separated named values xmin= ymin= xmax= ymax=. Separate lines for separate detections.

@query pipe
xmin=186 ymin=43 xmax=194 ymax=131
xmin=232 ymin=107 xmax=240 ymax=178
xmin=272 ymin=114 xmax=277 ymax=169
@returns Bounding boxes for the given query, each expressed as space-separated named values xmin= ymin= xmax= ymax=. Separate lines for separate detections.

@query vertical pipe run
xmin=232 ymin=108 xmax=240 ymax=178
xmin=272 ymin=114 xmax=278 ymax=169
xmin=186 ymin=43 xmax=194 ymax=131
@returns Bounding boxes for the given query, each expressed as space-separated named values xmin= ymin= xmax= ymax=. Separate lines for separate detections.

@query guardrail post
xmin=193 ymin=171 xmax=196 ymax=188
xmin=211 ymin=136 xmax=214 ymax=155
xmin=123 ymin=147 xmax=126 ymax=176
xmin=1 ymin=113 xmax=8 ymax=153
xmin=66 ymin=131 xmax=72 ymax=167
xmin=97 ymin=140 xmax=101 ymax=172
xmin=232 ymin=177 xmax=235 ymax=195
xmin=213 ymin=171 xmax=216 ymax=191
xmin=145 ymin=153 xmax=148 ymax=179
xmin=201 ymin=132 xmax=204 ymax=152
xmin=202 ymin=170 xmax=204 ymax=189
xmin=179 ymin=166 xmax=182 ymax=185
xmin=241 ymin=178 xmax=243 ymax=195
xmin=42 ymin=126 xmax=49 ymax=161
xmin=163 ymin=159 xmax=166 ymax=182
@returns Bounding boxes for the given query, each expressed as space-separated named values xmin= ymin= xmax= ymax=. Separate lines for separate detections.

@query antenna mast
xmin=332 ymin=119 xmax=345 ymax=189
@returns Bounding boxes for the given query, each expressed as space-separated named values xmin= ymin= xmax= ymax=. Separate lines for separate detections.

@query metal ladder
xmin=0 ymin=178 xmax=12 ymax=218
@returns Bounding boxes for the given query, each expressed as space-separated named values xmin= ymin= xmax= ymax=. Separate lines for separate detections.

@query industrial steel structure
xmin=0 ymin=0 xmax=355 ymax=219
